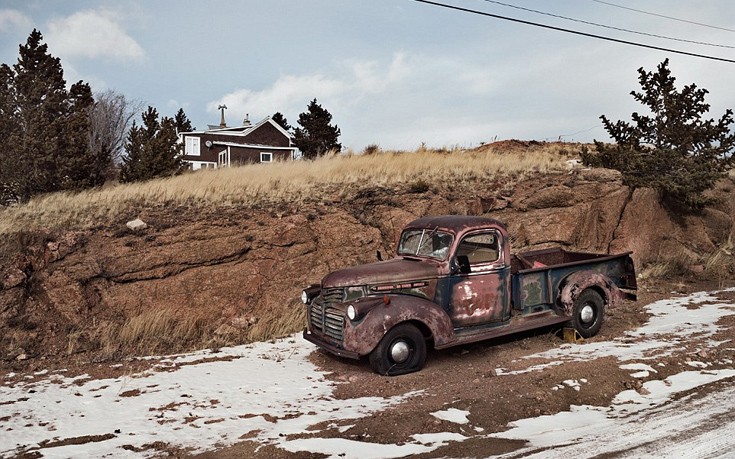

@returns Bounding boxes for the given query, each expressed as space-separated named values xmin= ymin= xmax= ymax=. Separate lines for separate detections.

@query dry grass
xmin=703 ymin=235 xmax=734 ymax=287
xmin=109 ymin=308 xmax=212 ymax=354
xmin=0 ymin=144 xmax=574 ymax=235
xmin=638 ymin=246 xmax=699 ymax=281
xmin=95 ymin=307 xmax=306 ymax=356
xmin=242 ymin=308 xmax=306 ymax=343
xmin=639 ymin=236 xmax=735 ymax=286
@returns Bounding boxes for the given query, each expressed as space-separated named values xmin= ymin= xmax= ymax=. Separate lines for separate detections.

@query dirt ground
xmin=2 ymin=275 xmax=734 ymax=459
xmin=36 ymin=277 xmax=722 ymax=459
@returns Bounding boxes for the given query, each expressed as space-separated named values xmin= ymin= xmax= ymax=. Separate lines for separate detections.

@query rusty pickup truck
xmin=302 ymin=215 xmax=637 ymax=375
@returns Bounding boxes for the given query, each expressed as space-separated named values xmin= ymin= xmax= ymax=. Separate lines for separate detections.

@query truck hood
xmin=321 ymin=257 xmax=440 ymax=288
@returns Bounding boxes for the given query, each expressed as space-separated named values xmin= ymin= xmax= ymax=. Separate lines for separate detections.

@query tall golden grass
xmin=0 ymin=144 xmax=575 ymax=235
xmin=105 ymin=308 xmax=212 ymax=354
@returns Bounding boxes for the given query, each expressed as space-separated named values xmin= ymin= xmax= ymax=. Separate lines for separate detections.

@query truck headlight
xmin=301 ymin=290 xmax=309 ymax=305
xmin=347 ymin=304 xmax=356 ymax=320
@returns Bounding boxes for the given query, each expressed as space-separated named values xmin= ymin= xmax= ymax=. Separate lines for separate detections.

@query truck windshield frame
xmin=397 ymin=228 xmax=454 ymax=260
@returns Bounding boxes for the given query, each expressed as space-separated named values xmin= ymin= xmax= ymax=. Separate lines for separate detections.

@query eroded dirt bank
xmin=1 ymin=167 xmax=733 ymax=371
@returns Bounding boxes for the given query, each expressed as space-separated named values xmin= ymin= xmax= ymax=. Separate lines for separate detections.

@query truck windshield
xmin=397 ymin=228 xmax=454 ymax=260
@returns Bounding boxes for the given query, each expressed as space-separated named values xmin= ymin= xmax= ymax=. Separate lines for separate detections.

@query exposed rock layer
xmin=1 ymin=168 xmax=733 ymax=368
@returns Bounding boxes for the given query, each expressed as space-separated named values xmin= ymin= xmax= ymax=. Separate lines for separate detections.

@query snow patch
xmin=431 ymin=407 xmax=470 ymax=424
xmin=491 ymin=369 xmax=735 ymax=458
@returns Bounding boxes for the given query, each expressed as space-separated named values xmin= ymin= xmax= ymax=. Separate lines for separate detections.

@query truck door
xmin=448 ymin=230 xmax=511 ymax=328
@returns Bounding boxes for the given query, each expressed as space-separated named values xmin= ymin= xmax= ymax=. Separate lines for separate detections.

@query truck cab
xmin=303 ymin=215 xmax=636 ymax=375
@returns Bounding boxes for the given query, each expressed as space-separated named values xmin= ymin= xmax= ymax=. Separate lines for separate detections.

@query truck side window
xmin=456 ymin=232 xmax=500 ymax=266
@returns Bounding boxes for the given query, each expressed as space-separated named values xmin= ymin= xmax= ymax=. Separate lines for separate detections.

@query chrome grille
xmin=309 ymin=289 xmax=344 ymax=342
xmin=321 ymin=288 xmax=343 ymax=304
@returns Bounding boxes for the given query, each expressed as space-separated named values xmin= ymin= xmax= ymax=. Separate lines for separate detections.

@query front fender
xmin=343 ymin=295 xmax=454 ymax=356
xmin=558 ymin=271 xmax=622 ymax=316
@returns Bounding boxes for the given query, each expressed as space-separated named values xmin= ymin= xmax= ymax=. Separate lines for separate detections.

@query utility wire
xmin=592 ymin=0 xmax=735 ymax=33
xmin=411 ymin=0 xmax=735 ymax=64
xmin=480 ymin=0 xmax=735 ymax=49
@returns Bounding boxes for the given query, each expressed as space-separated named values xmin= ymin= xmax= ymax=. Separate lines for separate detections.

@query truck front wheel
xmin=572 ymin=289 xmax=605 ymax=338
xmin=369 ymin=323 xmax=426 ymax=376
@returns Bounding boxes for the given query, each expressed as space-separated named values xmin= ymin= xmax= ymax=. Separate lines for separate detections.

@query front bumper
xmin=303 ymin=328 xmax=359 ymax=360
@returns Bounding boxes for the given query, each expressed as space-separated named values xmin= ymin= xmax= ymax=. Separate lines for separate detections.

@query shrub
xmin=581 ymin=59 xmax=735 ymax=209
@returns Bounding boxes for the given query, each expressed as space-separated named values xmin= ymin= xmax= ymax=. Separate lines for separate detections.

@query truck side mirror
xmin=456 ymin=255 xmax=471 ymax=274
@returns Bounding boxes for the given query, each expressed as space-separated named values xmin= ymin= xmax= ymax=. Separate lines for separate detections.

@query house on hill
xmin=179 ymin=112 xmax=298 ymax=170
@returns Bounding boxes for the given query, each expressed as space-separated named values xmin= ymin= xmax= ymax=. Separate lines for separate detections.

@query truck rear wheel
xmin=369 ymin=323 xmax=426 ymax=376
xmin=572 ymin=289 xmax=605 ymax=338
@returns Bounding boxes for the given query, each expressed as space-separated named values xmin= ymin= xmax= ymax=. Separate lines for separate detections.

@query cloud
xmin=211 ymin=73 xmax=348 ymax=123
xmin=0 ymin=9 xmax=32 ymax=33
xmin=46 ymin=9 xmax=144 ymax=62
xmin=209 ymin=53 xmax=414 ymax=124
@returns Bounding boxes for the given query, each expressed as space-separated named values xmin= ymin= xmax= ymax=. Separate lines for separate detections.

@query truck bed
xmin=510 ymin=247 xmax=637 ymax=312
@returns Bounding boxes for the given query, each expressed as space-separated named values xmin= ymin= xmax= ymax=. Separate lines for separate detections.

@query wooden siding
xmin=229 ymin=146 xmax=292 ymax=164
xmin=244 ymin=122 xmax=291 ymax=147
xmin=181 ymin=141 xmax=293 ymax=165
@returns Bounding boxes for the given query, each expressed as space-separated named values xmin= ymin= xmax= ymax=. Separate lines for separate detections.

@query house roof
xmin=181 ymin=116 xmax=293 ymax=139
xmin=209 ymin=141 xmax=296 ymax=151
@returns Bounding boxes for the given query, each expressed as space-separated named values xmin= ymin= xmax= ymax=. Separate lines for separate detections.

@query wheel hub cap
xmin=390 ymin=341 xmax=410 ymax=363
xmin=580 ymin=305 xmax=595 ymax=323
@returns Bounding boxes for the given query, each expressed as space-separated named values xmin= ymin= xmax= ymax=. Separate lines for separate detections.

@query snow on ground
xmin=494 ymin=288 xmax=735 ymax=376
xmin=491 ymin=371 xmax=735 ymax=458
xmin=1 ymin=338 xmax=433 ymax=458
xmin=1 ymin=289 xmax=734 ymax=458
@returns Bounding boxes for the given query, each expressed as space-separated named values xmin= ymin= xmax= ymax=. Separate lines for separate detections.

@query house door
xmin=448 ymin=231 xmax=510 ymax=328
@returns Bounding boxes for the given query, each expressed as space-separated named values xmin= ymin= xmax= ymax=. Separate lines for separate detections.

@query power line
xmin=591 ymin=0 xmax=735 ymax=33
xmin=480 ymin=0 xmax=735 ymax=49
xmin=410 ymin=0 xmax=735 ymax=64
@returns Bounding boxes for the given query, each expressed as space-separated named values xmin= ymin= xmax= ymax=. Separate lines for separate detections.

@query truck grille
xmin=309 ymin=289 xmax=344 ymax=342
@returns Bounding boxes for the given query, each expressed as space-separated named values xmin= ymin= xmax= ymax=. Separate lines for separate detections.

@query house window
xmin=185 ymin=137 xmax=200 ymax=156
xmin=260 ymin=152 xmax=273 ymax=163
xmin=187 ymin=161 xmax=217 ymax=171
xmin=218 ymin=150 xmax=228 ymax=167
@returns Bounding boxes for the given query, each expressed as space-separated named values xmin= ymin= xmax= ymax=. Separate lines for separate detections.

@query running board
xmin=435 ymin=312 xmax=570 ymax=349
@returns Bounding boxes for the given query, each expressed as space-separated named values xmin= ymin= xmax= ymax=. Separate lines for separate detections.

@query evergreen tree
xmin=174 ymin=108 xmax=194 ymax=133
xmin=581 ymin=59 xmax=735 ymax=208
xmin=293 ymin=99 xmax=341 ymax=159
xmin=0 ymin=29 xmax=101 ymax=203
xmin=0 ymin=63 xmax=21 ymax=203
xmin=119 ymin=106 xmax=185 ymax=183
xmin=59 ymin=81 xmax=99 ymax=190
xmin=271 ymin=111 xmax=292 ymax=131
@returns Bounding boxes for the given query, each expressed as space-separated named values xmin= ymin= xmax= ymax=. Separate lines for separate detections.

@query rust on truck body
xmin=302 ymin=215 xmax=637 ymax=373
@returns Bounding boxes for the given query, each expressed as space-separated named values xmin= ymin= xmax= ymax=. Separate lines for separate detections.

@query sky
xmin=1 ymin=0 xmax=734 ymax=151
xmin=1 ymin=288 xmax=734 ymax=457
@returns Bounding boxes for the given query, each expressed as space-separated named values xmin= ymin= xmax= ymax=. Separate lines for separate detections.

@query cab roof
xmin=404 ymin=215 xmax=507 ymax=234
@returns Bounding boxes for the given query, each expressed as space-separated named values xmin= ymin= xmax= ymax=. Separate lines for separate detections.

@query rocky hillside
xmin=1 ymin=162 xmax=733 ymax=371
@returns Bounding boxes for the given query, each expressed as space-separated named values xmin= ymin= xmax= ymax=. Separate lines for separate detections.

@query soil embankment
xmin=1 ymin=166 xmax=733 ymax=371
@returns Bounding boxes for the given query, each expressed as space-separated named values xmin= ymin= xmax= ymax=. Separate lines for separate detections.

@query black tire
xmin=572 ymin=289 xmax=605 ymax=338
xmin=369 ymin=323 xmax=426 ymax=376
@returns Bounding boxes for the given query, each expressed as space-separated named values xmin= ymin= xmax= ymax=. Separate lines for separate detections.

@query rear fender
xmin=343 ymin=295 xmax=454 ymax=356
xmin=558 ymin=271 xmax=622 ymax=316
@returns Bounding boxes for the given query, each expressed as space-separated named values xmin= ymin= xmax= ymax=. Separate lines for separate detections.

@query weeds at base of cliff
xmin=95 ymin=306 xmax=307 ymax=357
xmin=241 ymin=307 xmax=306 ymax=344
xmin=640 ymin=237 xmax=734 ymax=287
xmin=703 ymin=235 xmax=734 ymax=287
xmin=102 ymin=308 xmax=213 ymax=355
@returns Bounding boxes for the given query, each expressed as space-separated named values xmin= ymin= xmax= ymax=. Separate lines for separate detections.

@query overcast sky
xmin=1 ymin=1 xmax=734 ymax=151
